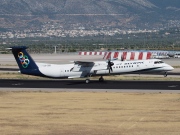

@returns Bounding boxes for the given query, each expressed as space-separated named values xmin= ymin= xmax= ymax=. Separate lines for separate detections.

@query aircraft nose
xmin=165 ymin=65 xmax=174 ymax=71
xmin=170 ymin=66 xmax=174 ymax=70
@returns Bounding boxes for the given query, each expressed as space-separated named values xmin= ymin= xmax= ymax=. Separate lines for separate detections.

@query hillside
xmin=0 ymin=0 xmax=179 ymax=31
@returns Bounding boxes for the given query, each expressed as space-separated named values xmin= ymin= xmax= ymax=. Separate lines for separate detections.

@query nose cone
xmin=165 ymin=65 xmax=174 ymax=71
xmin=170 ymin=66 xmax=174 ymax=71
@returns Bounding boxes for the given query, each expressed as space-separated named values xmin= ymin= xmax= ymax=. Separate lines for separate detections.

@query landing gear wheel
xmin=99 ymin=76 xmax=104 ymax=82
xmin=164 ymin=72 xmax=167 ymax=77
xmin=85 ymin=79 xmax=90 ymax=84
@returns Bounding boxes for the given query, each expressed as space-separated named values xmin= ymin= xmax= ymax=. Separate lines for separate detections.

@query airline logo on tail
xmin=18 ymin=52 xmax=30 ymax=68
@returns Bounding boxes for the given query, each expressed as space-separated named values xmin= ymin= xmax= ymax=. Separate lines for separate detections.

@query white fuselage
xmin=34 ymin=59 xmax=174 ymax=79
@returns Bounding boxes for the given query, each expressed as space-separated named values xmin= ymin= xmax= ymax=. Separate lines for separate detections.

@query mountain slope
xmin=0 ymin=0 xmax=179 ymax=30
xmin=0 ymin=0 xmax=156 ymax=15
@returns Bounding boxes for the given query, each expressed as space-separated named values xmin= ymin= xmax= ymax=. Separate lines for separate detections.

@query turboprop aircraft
xmin=8 ymin=46 xmax=174 ymax=83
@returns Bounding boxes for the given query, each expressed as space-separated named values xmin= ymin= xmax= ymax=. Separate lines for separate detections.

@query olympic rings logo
xmin=18 ymin=52 xmax=30 ymax=68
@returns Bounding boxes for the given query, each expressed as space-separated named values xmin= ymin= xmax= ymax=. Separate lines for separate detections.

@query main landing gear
xmin=85 ymin=79 xmax=90 ymax=84
xmin=85 ymin=76 xmax=104 ymax=84
xmin=99 ymin=76 xmax=104 ymax=82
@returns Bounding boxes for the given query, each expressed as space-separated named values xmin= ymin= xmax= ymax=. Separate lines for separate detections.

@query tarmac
xmin=0 ymin=53 xmax=180 ymax=66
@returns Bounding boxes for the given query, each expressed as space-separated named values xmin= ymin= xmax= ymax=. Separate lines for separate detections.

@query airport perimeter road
xmin=0 ymin=79 xmax=180 ymax=90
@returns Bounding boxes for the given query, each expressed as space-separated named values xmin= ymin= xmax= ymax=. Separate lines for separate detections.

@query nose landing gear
xmin=164 ymin=72 xmax=167 ymax=77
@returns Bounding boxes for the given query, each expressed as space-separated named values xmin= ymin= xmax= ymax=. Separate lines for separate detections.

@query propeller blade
xmin=107 ymin=60 xmax=114 ymax=74
xmin=110 ymin=66 xmax=113 ymax=71
xmin=110 ymin=62 xmax=114 ymax=67
xmin=121 ymin=55 xmax=124 ymax=61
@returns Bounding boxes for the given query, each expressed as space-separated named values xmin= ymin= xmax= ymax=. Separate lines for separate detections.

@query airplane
xmin=8 ymin=46 xmax=174 ymax=83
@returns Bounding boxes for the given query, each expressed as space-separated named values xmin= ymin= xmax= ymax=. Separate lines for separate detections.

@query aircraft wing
xmin=71 ymin=61 xmax=95 ymax=72
xmin=74 ymin=61 xmax=95 ymax=66
xmin=72 ymin=61 xmax=108 ymax=72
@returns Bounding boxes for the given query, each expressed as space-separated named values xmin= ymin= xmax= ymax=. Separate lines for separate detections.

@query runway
xmin=1 ymin=67 xmax=180 ymax=76
xmin=0 ymin=79 xmax=180 ymax=90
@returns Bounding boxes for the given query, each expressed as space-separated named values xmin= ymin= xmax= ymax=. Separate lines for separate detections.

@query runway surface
xmin=0 ymin=79 xmax=180 ymax=90
xmin=1 ymin=67 xmax=180 ymax=75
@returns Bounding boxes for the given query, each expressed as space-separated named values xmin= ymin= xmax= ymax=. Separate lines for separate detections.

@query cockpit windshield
xmin=154 ymin=61 xmax=164 ymax=64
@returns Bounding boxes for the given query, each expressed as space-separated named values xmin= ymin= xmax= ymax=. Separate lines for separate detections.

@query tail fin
xmin=8 ymin=46 xmax=39 ymax=73
xmin=8 ymin=46 xmax=45 ymax=77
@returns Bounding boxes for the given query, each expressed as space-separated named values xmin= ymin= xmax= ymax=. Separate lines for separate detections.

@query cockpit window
xmin=154 ymin=61 xmax=164 ymax=64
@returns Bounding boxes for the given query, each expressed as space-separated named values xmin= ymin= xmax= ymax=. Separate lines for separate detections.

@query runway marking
xmin=12 ymin=83 xmax=23 ymax=86
xmin=168 ymin=85 xmax=178 ymax=88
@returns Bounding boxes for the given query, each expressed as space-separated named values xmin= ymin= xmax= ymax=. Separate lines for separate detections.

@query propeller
xmin=107 ymin=59 xmax=114 ymax=74
xmin=121 ymin=55 xmax=124 ymax=61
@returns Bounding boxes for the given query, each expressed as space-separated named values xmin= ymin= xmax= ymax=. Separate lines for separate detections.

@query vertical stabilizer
xmin=9 ymin=46 xmax=40 ymax=75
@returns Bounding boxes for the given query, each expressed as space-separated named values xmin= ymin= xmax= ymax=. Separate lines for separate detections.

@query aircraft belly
xmin=39 ymin=67 xmax=61 ymax=77
xmin=68 ymin=72 xmax=82 ymax=77
xmin=96 ymin=70 xmax=107 ymax=75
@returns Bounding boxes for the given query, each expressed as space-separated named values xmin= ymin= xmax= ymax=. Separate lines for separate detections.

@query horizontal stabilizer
xmin=6 ymin=46 xmax=28 ymax=50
